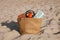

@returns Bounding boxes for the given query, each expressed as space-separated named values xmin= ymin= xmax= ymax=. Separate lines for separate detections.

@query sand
xmin=0 ymin=0 xmax=60 ymax=40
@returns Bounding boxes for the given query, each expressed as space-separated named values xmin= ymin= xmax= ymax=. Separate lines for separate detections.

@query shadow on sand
xmin=1 ymin=20 xmax=19 ymax=32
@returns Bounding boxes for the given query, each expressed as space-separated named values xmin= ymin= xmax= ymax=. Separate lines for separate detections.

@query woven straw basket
xmin=17 ymin=18 xmax=42 ymax=34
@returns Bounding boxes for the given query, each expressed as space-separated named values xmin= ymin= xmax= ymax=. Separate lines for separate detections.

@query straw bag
xmin=17 ymin=18 xmax=42 ymax=34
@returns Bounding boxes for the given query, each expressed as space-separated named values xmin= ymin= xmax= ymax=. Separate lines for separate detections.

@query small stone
xmin=58 ymin=18 xmax=60 ymax=21
xmin=49 ymin=7 xmax=52 ymax=11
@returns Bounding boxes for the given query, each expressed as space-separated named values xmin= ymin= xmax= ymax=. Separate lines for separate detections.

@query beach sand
xmin=0 ymin=0 xmax=60 ymax=40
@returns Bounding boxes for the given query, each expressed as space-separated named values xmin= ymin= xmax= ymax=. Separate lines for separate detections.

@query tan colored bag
xmin=17 ymin=18 xmax=42 ymax=34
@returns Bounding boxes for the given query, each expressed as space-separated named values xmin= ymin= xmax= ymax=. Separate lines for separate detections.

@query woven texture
xmin=17 ymin=18 xmax=42 ymax=34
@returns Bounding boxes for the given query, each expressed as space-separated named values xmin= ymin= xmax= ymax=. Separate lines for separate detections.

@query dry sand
xmin=0 ymin=0 xmax=60 ymax=40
